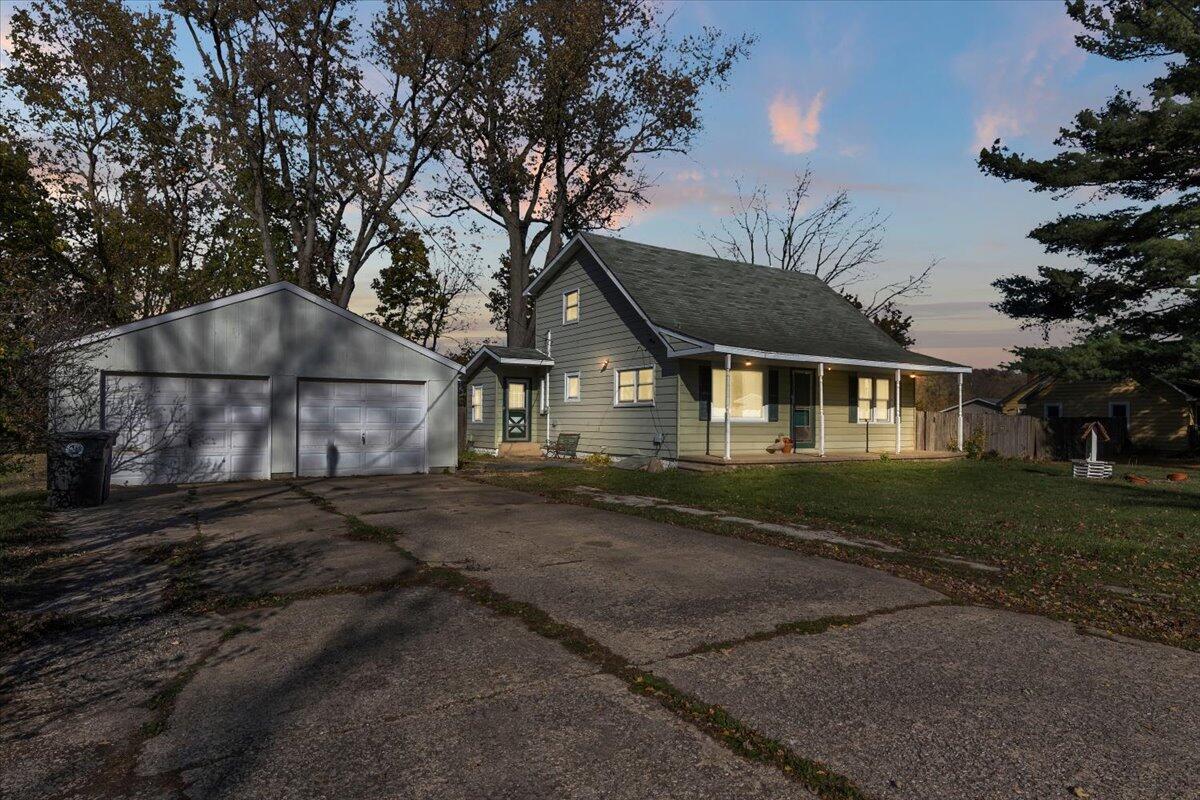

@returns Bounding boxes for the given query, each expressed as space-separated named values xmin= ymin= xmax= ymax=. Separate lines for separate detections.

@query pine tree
xmin=979 ymin=0 xmax=1200 ymax=381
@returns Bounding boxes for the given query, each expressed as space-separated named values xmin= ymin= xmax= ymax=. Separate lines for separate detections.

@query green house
xmin=463 ymin=234 xmax=970 ymax=466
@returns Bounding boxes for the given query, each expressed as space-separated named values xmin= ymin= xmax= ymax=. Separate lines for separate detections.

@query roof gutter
xmin=657 ymin=331 xmax=970 ymax=374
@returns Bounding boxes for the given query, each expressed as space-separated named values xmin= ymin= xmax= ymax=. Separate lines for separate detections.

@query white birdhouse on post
xmin=1072 ymin=421 xmax=1113 ymax=479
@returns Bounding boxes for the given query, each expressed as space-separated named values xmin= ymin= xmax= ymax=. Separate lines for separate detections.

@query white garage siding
xmin=60 ymin=283 xmax=462 ymax=484
xmin=103 ymin=374 xmax=270 ymax=486
xmin=297 ymin=380 xmax=426 ymax=476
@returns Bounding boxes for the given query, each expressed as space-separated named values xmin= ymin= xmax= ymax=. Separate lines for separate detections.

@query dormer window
xmin=563 ymin=289 xmax=580 ymax=324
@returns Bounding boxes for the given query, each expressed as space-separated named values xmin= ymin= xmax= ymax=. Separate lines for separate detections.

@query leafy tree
xmin=4 ymin=0 xmax=248 ymax=322
xmin=0 ymin=130 xmax=104 ymax=473
xmin=979 ymin=0 xmax=1200 ymax=382
xmin=485 ymin=253 xmax=540 ymax=333
xmin=370 ymin=229 xmax=477 ymax=350
xmin=435 ymin=0 xmax=753 ymax=346
xmin=172 ymin=0 xmax=479 ymax=306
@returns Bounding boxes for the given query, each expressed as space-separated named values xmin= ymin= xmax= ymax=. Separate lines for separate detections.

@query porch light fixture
xmin=600 ymin=358 xmax=610 ymax=370
xmin=744 ymin=360 xmax=752 ymax=366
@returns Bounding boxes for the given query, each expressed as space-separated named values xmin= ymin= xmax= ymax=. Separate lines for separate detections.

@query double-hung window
xmin=562 ymin=289 xmax=580 ymax=324
xmin=857 ymin=376 xmax=892 ymax=423
xmin=615 ymin=367 xmax=654 ymax=406
xmin=712 ymin=368 xmax=765 ymax=421
xmin=469 ymin=385 xmax=484 ymax=422
xmin=564 ymin=372 xmax=581 ymax=402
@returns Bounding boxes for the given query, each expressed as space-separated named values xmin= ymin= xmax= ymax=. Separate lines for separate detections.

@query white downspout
xmin=895 ymin=368 xmax=902 ymax=454
xmin=818 ymin=362 xmax=826 ymax=457
xmin=545 ymin=331 xmax=552 ymax=445
xmin=957 ymin=372 xmax=964 ymax=452
xmin=724 ymin=353 xmax=732 ymax=461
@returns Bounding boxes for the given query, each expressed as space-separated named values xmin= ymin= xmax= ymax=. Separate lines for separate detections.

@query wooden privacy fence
xmin=915 ymin=412 xmax=1132 ymax=460
xmin=915 ymin=411 xmax=1051 ymax=460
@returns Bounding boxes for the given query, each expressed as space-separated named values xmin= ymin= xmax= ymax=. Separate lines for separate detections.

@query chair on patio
xmin=544 ymin=433 xmax=581 ymax=461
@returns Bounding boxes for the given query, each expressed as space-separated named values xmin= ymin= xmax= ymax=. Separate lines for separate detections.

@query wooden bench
xmin=544 ymin=433 xmax=581 ymax=460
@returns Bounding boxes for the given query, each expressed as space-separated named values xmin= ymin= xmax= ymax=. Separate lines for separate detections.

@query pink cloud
xmin=971 ymin=109 xmax=1022 ymax=153
xmin=958 ymin=9 xmax=1087 ymax=154
xmin=768 ymin=90 xmax=825 ymax=154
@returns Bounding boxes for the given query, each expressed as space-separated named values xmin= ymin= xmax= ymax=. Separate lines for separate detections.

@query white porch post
xmin=957 ymin=372 xmax=964 ymax=452
xmin=818 ymin=363 xmax=826 ymax=457
xmin=895 ymin=368 xmax=902 ymax=454
xmin=723 ymin=353 xmax=732 ymax=461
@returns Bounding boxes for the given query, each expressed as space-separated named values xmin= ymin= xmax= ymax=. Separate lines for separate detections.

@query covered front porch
xmin=677 ymin=352 xmax=970 ymax=461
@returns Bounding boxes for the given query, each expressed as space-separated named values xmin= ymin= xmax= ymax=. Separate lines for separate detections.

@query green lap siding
xmin=535 ymin=251 xmax=678 ymax=460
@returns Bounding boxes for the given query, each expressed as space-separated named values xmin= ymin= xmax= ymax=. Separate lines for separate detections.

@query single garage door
xmin=103 ymin=374 xmax=270 ymax=485
xmin=297 ymin=380 xmax=426 ymax=477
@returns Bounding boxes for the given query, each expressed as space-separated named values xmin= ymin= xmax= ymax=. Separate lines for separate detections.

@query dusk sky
xmin=0 ymin=1 xmax=1162 ymax=367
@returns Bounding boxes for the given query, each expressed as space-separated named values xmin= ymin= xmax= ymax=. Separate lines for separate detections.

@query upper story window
xmin=857 ymin=376 xmax=893 ymax=423
xmin=615 ymin=367 xmax=654 ymax=406
xmin=562 ymin=289 xmax=580 ymax=324
xmin=713 ymin=368 xmax=765 ymax=421
xmin=469 ymin=385 xmax=484 ymax=422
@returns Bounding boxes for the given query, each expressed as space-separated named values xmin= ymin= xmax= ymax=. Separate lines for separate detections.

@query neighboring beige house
xmin=463 ymin=233 xmax=971 ymax=464
xmin=1002 ymin=376 xmax=1199 ymax=452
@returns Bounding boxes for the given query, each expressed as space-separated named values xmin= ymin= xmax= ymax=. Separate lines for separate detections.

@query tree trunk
xmin=506 ymin=223 xmax=534 ymax=348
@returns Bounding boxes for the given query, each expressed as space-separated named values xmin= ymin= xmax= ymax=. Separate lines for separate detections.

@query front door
xmin=790 ymin=369 xmax=815 ymax=448
xmin=503 ymin=379 xmax=531 ymax=441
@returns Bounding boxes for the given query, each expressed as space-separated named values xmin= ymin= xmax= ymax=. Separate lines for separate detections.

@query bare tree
xmin=703 ymin=168 xmax=934 ymax=317
xmin=434 ymin=0 xmax=753 ymax=347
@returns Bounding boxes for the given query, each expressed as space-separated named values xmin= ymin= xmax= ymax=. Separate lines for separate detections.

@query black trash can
xmin=47 ymin=430 xmax=118 ymax=510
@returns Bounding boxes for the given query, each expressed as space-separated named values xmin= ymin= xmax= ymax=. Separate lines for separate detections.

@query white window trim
xmin=856 ymin=375 xmax=895 ymax=424
xmin=562 ymin=288 xmax=580 ymax=325
xmin=712 ymin=366 xmax=768 ymax=423
xmin=563 ymin=371 xmax=581 ymax=403
xmin=613 ymin=366 xmax=655 ymax=407
xmin=1108 ymin=401 xmax=1130 ymax=418
xmin=469 ymin=385 xmax=484 ymax=423
xmin=1044 ymin=402 xmax=1063 ymax=419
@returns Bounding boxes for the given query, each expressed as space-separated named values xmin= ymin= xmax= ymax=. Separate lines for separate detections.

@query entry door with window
xmin=504 ymin=379 xmax=531 ymax=441
xmin=790 ymin=369 xmax=815 ymax=448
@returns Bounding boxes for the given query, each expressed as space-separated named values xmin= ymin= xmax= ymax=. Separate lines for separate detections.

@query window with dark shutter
xmin=849 ymin=371 xmax=859 ymax=423
xmin=698 ymin=364 xmax=712 ymax=421
xmin=767 ymin=369 xmax=779 ymax=422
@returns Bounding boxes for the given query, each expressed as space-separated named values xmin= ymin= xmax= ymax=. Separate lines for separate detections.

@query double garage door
xmin=103 ymin=375 xmax=426 ymax=485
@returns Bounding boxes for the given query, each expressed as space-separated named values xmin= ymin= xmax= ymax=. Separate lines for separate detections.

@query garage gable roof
xmin=67 ymin=282 xmax=464 ymax=372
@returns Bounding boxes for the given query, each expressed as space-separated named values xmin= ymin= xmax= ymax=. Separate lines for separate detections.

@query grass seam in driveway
xmin=667 ymin=599 xmax=958 ymax=659
xmin=287 ymin=483 xmax=871 ymax=800
xmin=470 ymin=475 xmax=1200 ymax=653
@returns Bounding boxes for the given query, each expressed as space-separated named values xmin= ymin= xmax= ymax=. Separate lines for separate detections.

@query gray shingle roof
xmin=578 ymin=233 xmax=965 ymax=370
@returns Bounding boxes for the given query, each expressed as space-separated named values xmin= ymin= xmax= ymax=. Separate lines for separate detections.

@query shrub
xmin=584 ymin=452 xmax=612 ymax=467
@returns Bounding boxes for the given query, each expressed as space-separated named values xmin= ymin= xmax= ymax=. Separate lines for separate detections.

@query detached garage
xmin=58 ymin=282 xmax=462 ymax=485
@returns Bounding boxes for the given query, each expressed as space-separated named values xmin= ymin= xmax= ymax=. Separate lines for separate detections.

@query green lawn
xmin=473 ymin=459 xmax=1200 ymax=650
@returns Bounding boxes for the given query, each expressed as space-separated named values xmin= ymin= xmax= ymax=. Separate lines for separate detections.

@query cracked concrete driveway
xmin=3 ymin=473 xmax=1198 ymax=800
